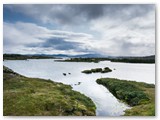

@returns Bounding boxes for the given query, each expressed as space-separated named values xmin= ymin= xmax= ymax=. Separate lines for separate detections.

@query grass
xmin=3 ymin=66 xmax=96 ymax=116
xmin=96 ymin=78 xmax=155 ymax=116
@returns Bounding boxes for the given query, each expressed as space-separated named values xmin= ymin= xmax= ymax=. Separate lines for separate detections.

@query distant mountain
xmin=48 ymin=54 xmax=70 ymax=58
xmin=33 ymin=53 xmax=106 ymax=58
xmin=73 ymin=54 xmax=106 ymax=58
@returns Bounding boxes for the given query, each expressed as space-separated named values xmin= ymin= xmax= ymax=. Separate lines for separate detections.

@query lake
xmin=3 ymin=59 xmax=155 ymax=116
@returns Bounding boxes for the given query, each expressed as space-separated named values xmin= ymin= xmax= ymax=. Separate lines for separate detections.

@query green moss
xmin=96 ymin=78 xmax=155 ymax=116
xmin=82 ymin=70 xmax=92 ymax=74
xmin=3 ymin=66 xmax=96 ymax=116
xmin=82 ymin=67 xmax=112 ymax=74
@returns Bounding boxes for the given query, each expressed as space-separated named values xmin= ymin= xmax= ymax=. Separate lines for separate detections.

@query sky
xmin=3 ymin=4 xmax=155 ymax=56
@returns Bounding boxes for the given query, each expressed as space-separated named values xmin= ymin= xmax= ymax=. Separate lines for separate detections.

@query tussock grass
xmin=96 ymin=78 xmax=155 ymax=116
xmin=3 ymin=66 xmax=96 ymax=116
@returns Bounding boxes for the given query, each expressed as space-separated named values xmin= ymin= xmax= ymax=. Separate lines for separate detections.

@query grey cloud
xmin=121 ymin=42 xmax=155 ymax=56
xmin=108 ymin=4 xmax=154 ymax=20
xmin=48 ymin=40 xmax=77 ymax=50
xmin=27 ymin=37 xmax=80 ymax=50
xmin=108 ymin=36 xmax=155 ymax=56
xmin=4 ymin=4 xmax=155 ymax=25
xmin=129 ymin=22 xmax=155 ymax=30
xmin=26 ymin=37 xmax=94 ymax=54
xmin=73 ymin=4 xmax=106 ymax=19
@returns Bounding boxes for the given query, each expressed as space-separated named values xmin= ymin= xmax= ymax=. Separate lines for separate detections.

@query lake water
xmin=3 ymin=59 xmax=155 ymax=116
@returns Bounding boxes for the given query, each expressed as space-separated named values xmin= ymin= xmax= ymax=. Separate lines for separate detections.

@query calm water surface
xmin=3 ymin=59 xmax=155 ymax=116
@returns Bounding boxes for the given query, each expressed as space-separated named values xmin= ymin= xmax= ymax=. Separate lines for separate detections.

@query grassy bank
xmin=3 ymin=66 xmax=96 ymax=116
xmin=96 ymin=78 xmax=155 ymax=116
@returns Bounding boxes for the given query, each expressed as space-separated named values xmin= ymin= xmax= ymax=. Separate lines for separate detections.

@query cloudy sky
xmin=3 ymin=4 xmax=155 ymax=56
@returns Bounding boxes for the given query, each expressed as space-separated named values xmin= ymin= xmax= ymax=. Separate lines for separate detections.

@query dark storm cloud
xmin=26 ymin=37 xmax=81 ymax=50
xmin=4 ymin=4 xmax=154 ymax=25
xmin=42 ymin=38 xmax=81 ymax=50
xmin=73 ymin=4 xmax=106 ymax=19
xmin=26 ymin=36 xmax=95 ymax=53
xmin=75 ymin=4 xmax=154 ymax=20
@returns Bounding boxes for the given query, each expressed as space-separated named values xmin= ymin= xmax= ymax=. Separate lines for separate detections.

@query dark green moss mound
xmin=82 ymin=67 xmax=112 ymax=74
xmin=81 ymin=70 xmax=92 ymax=74
xmin=101 ymin=67 xmax=112 ymax=73
xmin=3 ymin=66 xmax=96 ymax=116
xmin=96 ymin=78 xmax=155 ymax=116
xmin=91 ymin=68 xmax=103 ymax=73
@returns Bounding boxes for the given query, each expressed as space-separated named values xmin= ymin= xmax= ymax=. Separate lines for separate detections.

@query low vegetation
xmin=4 ymin=54 xmax=155 ymax=63
xmin=63 ymin=58 xmax=100 ymax=63
xmin=3 ymin=66 xmax=96 ymax=116
xmin=3 ymin=54 xmax=55 ymax=60
xmin=82 ymin=67 xmax=112 ymax=74
xmin=110 ymin=56 xmax=155 ymax=63
xmin=96 ymin=78 xmax=155 ymax=116
xmin=61 ymin=55 xmax=155 ymax=64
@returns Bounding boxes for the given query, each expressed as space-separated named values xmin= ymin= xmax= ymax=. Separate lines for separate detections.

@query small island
xmin=82 ymin=67 xmax=112 ymax=74
xmin=3 ymin=66 xmax=96 ymax=116
xmin=96 ymin=78 xmax=155 ymax=116
xmin=63 ymin=58 xmax=100 ymax=63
